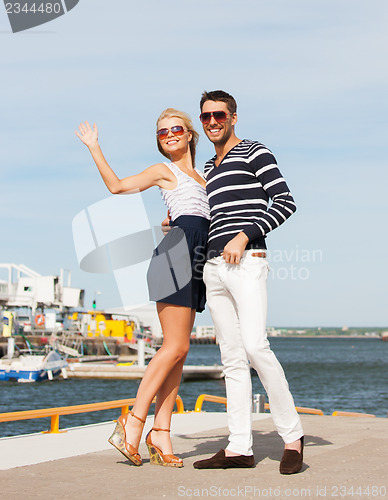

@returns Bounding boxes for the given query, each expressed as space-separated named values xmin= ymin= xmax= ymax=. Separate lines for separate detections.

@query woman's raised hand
xmin=75 ymin=121 xmax=98 ymax=148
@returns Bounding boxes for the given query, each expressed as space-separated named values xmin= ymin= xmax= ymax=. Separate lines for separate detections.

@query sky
xmin=1 ymin=0 xmax=387 ymax=327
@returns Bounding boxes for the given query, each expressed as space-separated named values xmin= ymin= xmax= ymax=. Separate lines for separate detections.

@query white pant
xmin=203 ymin=250 xmax=303 ymax=455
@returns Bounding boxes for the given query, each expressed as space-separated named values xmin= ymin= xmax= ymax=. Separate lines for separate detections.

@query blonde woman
xmin=76 ymin=109 xmax=210 ymax=467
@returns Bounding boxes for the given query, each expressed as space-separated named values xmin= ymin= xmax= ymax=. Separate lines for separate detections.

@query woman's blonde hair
xmin=156 ymin=108 xmax=199 ymax=167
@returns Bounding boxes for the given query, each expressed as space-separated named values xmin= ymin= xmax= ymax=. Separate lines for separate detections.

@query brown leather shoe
xmin=279 ymin=436 xmax=304 ymax=474
xmin=193 ymin=449 xmax=255 ymax=469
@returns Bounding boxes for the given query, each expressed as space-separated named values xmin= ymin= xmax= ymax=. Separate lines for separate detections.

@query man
xmin=193 ymin=90 xmax=304 ymax=474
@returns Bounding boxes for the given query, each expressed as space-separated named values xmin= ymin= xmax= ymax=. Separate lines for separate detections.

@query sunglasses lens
xmin=157 ymin=126 xmax=185 ymax=139
xmin=171 ymin=126 xmax=185 ymax=136
xmin=157 ymin=128 xmax=169 ymax=139
xmin=213 ymin=111 xmax=227 ymax=122
xmin=200 ymin=111 xmax=228 ymax=124
xmin=200 ymin=112 xmax=211 ymax=124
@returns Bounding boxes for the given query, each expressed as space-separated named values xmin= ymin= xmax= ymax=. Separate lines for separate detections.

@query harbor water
xmin=1 ymin=337 xmax=387 ymax=437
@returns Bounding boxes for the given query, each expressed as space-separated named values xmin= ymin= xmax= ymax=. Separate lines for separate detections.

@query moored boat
xmin=0 ymin=349 xmax=68 ymax=382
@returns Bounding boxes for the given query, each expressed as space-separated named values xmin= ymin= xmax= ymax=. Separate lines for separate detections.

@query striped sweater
xmin=204 ymin=139 xmax=296 ymax=259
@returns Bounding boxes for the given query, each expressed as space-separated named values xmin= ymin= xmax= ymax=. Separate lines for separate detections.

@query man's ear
xmin=231 ymin=113 xmax=238 ymax=126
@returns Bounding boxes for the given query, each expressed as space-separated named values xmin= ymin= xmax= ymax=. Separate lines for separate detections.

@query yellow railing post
xmin=174 ymin=395 xmax=184 ymax=413
xmin=121 ymin=405 xmax=129 ymax=415
xmin=195 ymin=394 xmax=205 ymax=412
xmin=50 ymin=414 xmax=60 ymax=433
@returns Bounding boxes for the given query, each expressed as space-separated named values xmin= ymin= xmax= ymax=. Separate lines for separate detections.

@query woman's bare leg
xmin=123 ymin=304 xmax=194 ymax=451
xmin=151 ymin=307 xmax=196 ymax=454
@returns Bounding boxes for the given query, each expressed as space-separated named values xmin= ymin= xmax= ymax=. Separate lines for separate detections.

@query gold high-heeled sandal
xmin=108 ymin=409 xmax=145 ymax=466
xmin=145 ymin=427 xmax=183 ymax=467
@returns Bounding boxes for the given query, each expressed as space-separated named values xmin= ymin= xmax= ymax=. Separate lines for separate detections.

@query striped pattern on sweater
xmin=204 ymin=139 xmax=296 ymax=258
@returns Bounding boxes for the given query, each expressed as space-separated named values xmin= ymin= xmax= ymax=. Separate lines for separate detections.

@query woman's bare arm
xmin=75 ymin=121 xmax=172 ymax=194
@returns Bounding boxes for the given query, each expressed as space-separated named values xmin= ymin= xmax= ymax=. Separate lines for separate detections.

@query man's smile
xmin=208 ymin=127 xmax=222 ymax=135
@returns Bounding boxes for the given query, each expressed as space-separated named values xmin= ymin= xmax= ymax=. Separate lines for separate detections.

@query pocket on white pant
xmin=240 ymin=257 xmax=269 ymax=279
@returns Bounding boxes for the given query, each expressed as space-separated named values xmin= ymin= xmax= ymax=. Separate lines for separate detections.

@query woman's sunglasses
xmin=157 ymin=125 xmax=186 ymax=140
xmin=199 ymin=111 xmax=231 ymax=124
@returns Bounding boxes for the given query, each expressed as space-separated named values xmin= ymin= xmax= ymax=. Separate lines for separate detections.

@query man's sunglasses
xmin=157 ymin=125 xmax=186 ymax=140
xmin=199 ymin=111 xmax=231 ymax=124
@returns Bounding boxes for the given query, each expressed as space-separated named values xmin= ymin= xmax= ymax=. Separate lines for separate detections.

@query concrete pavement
xmin=0 ymin=413 xmax=387 ymax=499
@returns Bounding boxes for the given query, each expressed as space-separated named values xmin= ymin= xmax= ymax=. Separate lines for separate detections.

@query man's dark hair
xmin=200 ymin=90 xmax=237 ymax=114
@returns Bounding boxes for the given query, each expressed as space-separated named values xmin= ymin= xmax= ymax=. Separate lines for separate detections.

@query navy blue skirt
xmin=147 ymin=215 xmax=210 ymax=312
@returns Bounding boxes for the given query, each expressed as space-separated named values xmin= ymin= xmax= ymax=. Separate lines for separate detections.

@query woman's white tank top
xmin=159 ymin=162 xmax=210 ymax=221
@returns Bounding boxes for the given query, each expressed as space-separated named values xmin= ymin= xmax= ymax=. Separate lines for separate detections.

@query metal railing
xmin=194 ymin=394 xmax=356 ymax=417
xmin=0 ymin=395 xmax=184 ymax=434
xmin=194 ymin=394 xmax=227 ymax=412
xmin=295 ymin=406 xmax=324 ymax=416
xmin=0 ymin=393 xmax=377 ymax=436
xmin=332 ymin=411 xmax=376 ymax=418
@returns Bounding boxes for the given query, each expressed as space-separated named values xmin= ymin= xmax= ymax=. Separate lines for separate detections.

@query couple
xmin=76 ymin=90 xmax=304 ymax=474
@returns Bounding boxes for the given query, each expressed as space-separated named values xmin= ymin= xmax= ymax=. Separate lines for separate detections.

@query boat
xmin=0 ymin=348 xmax=68 ymax=382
